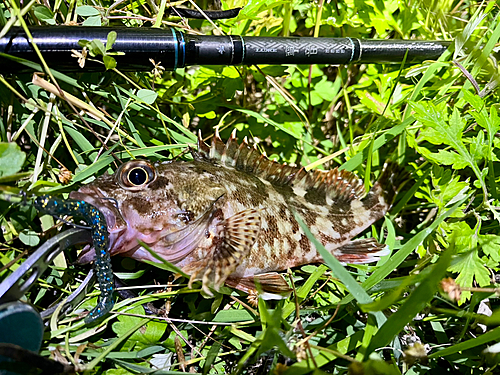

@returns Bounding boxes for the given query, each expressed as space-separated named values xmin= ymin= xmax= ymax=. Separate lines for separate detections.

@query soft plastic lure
xmin=34 ymin=195 xmax=114 ymax=323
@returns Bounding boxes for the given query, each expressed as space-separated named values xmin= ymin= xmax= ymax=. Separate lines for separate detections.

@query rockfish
xmin=70 ymin=132 xmax=404 ymax=299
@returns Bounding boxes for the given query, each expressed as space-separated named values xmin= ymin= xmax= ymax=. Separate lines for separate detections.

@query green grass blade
xmin=293 ymin=210 xmax=387 ymax=327
xmin=340 ymin=197 xmax=466 ymax=306
xmin=340 ymin=117 xmax=412 ymax=172
xmin=365 ymin=240 xmax=454 ymax=357
xmin=428 ymin=326 xmax=500 ymax=358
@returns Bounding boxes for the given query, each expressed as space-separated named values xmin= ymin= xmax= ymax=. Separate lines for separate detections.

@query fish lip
xmin=69 ymin=187 xmax=123 ymax=232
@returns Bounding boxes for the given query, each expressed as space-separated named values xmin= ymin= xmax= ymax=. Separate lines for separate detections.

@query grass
xmin=1 ymin=0 xmax=500 ymax=374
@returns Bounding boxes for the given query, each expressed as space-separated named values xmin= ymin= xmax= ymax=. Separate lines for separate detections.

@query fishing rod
xmin=0 ymin=26 xmax=451 ymax=72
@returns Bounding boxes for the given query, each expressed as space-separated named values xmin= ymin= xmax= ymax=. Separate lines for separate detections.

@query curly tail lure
xmin=34 ymin=195 xmax=114 ymax=323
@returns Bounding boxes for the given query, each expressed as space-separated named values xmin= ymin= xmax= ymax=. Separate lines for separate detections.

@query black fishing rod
xmin=0 ymin=26 xmax=451 ymax=72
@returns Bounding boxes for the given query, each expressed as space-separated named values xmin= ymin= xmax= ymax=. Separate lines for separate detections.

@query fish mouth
xmin=69 ymin=187 xmax=127 ymax=263
xmin=69 ymin=187 xmax=123 ymax=231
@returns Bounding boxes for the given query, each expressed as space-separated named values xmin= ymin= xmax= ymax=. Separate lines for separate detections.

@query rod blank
xmin=0 ymin=27 xmax=451 ymax=71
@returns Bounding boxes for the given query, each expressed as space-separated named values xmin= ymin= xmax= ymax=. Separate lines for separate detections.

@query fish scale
xmin=70 ymin=131 xmax=406 ymax=301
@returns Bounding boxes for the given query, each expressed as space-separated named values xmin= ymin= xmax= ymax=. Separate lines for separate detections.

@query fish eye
xmin=128 ymin=168 xmax=148 ymax=186
xmin=118 ymin=161 xmax=156 ymax=190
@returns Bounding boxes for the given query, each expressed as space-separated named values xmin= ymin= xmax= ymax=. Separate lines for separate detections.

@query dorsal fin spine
xmin=224 ymin=130 xmax=241 ymax=168
xmin=196 ymin=133 xmax=374 ymax=204
xmin=197 ymin=130 xmax=210 ymax=159
xmin=209 ymin=136 xmax=216 ymax=160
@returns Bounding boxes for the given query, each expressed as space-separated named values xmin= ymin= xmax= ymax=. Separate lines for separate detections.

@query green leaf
xmin=314 ymin=78 xmax=338 ymax=102
xmin=33 ymin=5 xmax=55 ymax=25
xmin=0 ymin=171 xmax=31 ymax=184
xmin=82 ymin=15 xmax=101 ymax=26
xmin=0 ymin=143 xmax=26 ymax=177
xmin=106 ymin=31 xmax=117 ymax=51
xmin=19 ymin=230 xmax=40 ymax=246
xmin=137 ymin=89 xmax=158 ymax=105
xmin=198 ymin=111 xmax=216 ymax=119
xmin=463 ymin=88 xmax=486 ymax=113
xmin=445 ymin=222 xmax=477 ymax=252
xmin=103 ymin=55 xmax=117 ymax=70
xmin=413 ymin=101 xmax=489 ymax=203
xmin=112 ymin=306 xmax=167 ymax=349
xmin=221 ymin=66 xmax=240 ymax=79
xmin=478 ymin=235 xmax=500 ymax=263
xmin=427 ymin=149 xmax=469 ymax=169
xmin=360 ymin=271 xmax=425 ymax=312
xmin=258 ymin=65 xmax=287 ymax=76
xmin=89 ymin=39 xmax=106 ymax=56
xmin=223 ymin=78 xmax=244 ymax=100
xmin=430 ymin=172 xmax=470 ymax=210
xmin=111 ymin=359 xmax=161 ymax=373
xmin=213 ymin=310 xmax=254 ymax=322
xmin=449 ymin=251 xmax=490 ymax=289
xmin=163 ymin=330 xmax=187 ymax=350
xmin=114 ymin=270 xmax=146 ymax=280
xmin=252 ymin=303 xmax=295 ymax=360
xmin=470 ymin=131 xmax=488 ymax=161
xmin=203 ymin=340 xmax=221 ymax=375
xmin=63 ymin=125 xmax=96 ymax=157
xmin=413 ymin=102 xmax=465 ymax=146
xmin=286 ymin=331 xmax=365 ymax=373
xmin=352 ymin=353 xmax=400 ymax=375
xmin=282 ymin=264 xmax=328 ymax=319
xmin=461 ymin=16 xmax=500 ymax=96
xmin=76 ymin=5 xmax=100 ymax=16
xmin=454 ymin=9 xmax=487 ymax=57
xmin=464 ymin=89 xmax=500 ymax=151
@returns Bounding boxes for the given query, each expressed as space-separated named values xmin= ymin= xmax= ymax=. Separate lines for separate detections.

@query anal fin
xmin=227 ymin=272 xmax=292 ymax=307
xmin=334 ymin=238 xmax=390 ymax=264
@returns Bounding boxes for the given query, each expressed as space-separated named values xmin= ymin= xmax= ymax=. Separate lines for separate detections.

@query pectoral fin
xmin=187 ymin=208 xmax=261 ymax=296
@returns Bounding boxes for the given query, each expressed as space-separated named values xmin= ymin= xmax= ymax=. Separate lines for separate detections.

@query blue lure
xmin=34 ymin=195 xmax=114 ymax=323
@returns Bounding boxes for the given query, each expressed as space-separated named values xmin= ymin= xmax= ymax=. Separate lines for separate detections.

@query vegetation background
xmin=1 ymin=0 xmax=500 ymax=373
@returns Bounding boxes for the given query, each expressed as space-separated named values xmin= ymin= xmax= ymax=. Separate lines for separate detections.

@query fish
xmin=69 ymin=131 xmax=405 ymax=301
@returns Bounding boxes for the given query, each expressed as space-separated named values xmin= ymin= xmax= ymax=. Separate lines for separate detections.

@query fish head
xmin=70 ymin=159 xmax=225 ymax=263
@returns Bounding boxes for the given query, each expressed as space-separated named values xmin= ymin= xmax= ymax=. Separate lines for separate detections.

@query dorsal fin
xmin=308 ymin=168 xmax=365 ymax=201
xmin=196 ymin=130 xmax=210 ymax=158
xmin=194 ymin=131 xmax=367 ymax=202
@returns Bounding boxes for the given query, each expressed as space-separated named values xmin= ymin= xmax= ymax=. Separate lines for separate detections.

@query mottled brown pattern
xmin=291 ymin=215 xmax=300 ymax=235
xmin=299 ymin=234 xmax=311 ymax=254
xmin=148 ymin=176 xmax=171 ymax=190
xmin=304 ymin=188 xmax=327 ymax=205
xmin=71 ymin=132 xmax=404 ymax=296
xmin=303 ymin=209 xmax=318 ymax=227
xmin=266 ymin=215 xmax=279 ymax=236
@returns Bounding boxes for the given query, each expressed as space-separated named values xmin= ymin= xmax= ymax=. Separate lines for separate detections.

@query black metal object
xmin=0 ymin=26 xmax=451 ymax=72
xmin=0 ymin=228 xmax=92 ymax=306
xmin=0 ymin=229 xmax=93 ymax=373
xmin=167 ymin=7 xmax=242 ymax=19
